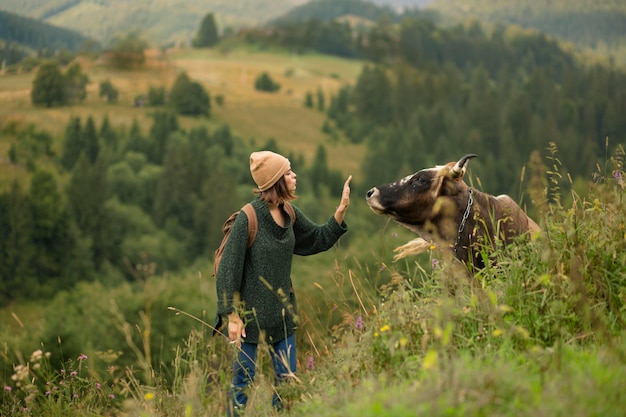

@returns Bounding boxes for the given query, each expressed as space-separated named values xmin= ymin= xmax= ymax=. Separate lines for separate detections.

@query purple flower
xmin=355 ymin=315 xmax=363 ymax=330
xmin=70 ymin=371 xmax=78 ymax=376
xmin=78 ymin=354 xmax=88 ymax=361
xmin=109 ymin=394 xmax=115 ymax=399
xmin=432 ymin=258 xmax=440 ymax=270
xmin=307 ymin=355 xmax=315 ymax=370
xmin=4 ymin=386 xmax=11 ymax=392
xmin=95 ymin=383 xmax=101 ymax=389
xmin=73 ymin=393 xmax=79 ymax=398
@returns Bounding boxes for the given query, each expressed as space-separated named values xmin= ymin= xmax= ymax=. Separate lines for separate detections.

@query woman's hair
xmin=256 ymin=176 xmax=297 ymax=204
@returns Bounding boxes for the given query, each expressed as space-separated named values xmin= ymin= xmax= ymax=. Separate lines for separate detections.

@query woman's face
xmin=284 ymin=169 xmax=297 ymax=192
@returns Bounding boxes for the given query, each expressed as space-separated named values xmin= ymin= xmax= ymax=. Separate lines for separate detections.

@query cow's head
xmin=365 ymin=154 xmax=477 ymax=239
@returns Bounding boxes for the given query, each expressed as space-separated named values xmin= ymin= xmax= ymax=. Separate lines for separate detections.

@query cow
xmin=365 ymin=154 xmax=540 ymax=270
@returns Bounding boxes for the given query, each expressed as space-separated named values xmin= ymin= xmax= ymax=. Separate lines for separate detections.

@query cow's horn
xmin=451 ymin=154 xmax=478 ymax=177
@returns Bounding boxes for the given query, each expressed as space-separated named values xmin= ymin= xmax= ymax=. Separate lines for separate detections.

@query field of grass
xmin=0 ymin=47 xmax=365 ymax=191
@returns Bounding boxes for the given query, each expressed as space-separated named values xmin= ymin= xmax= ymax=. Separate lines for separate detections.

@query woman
xmin=215 ymin=150 xmax=351 ymax=415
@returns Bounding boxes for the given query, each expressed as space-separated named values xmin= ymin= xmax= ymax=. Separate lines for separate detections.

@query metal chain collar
xmin=454 ymin=188 xmax=473 ymax=254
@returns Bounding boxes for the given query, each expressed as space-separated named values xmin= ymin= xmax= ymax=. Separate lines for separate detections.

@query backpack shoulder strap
xmin=283 ymin=202 xmax=296 ymax=225
xmin=241 ymin=203 xmax=257 ymax=248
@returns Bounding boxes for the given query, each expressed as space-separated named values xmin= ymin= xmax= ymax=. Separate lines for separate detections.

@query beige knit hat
xmin=250 ymin=151 xmax=290 ymax=191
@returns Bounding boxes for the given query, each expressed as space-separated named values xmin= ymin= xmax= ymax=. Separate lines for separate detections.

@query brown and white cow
xmin=365 ymin=154 xmax=540 ymax=269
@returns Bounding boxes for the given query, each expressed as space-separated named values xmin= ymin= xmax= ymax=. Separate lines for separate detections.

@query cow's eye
xmin=415 ymin=176 xmax=429 ymax=185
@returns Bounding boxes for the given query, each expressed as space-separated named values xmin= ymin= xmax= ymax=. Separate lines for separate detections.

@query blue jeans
xmin=228 ymin=334 xmax=296 ymax=416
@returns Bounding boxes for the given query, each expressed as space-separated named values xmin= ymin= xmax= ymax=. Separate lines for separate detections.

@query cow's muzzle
xmin=366 ymin=187 xmax=385 ymax=214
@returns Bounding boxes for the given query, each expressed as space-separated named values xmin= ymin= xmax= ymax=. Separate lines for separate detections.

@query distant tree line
xmin=0 ymin=9 xmax=98 ymax=55
xmin=0 ymin=110 xmax=341 ymax=305
xmin=241 ymin=10 xmax=626 ymax=199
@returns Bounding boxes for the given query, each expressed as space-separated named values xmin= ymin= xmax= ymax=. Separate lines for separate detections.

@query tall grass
xmin=2 ymin=145 xmax=625 ymax=416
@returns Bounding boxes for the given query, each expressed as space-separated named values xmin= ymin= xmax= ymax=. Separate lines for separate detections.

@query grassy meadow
xmin=0 ymin=47 xmax=365 ymax=189
xmin=1 ymin=47 xmax=626 ymax=416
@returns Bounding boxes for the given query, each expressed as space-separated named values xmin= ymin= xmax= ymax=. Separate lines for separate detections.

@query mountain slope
xmin=0 ymin=9 xmax=96 ymax=65
xmin=428 ymin=0 xmax=626 ymax=64
xmin=0 ymin=0 xmax=305 ymax=46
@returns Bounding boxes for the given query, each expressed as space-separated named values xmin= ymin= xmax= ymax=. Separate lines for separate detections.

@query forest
xmin=1 ymin=2 xmax=626 ymax=416
xmin=0 ymin=9 xmax=96 ymax=67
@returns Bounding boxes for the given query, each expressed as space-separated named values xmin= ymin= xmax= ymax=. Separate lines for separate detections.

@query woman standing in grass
xmin=215 ymin=150 xmax=352 ymax=415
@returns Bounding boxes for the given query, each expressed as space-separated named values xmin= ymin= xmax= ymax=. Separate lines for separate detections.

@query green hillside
xmin=0 ymin=0 xmax=304 ymax=46
xmin=0 ymin=9 xmax=96 ymax=55
xmin=428 ymin=0 xmax=626 ymax=65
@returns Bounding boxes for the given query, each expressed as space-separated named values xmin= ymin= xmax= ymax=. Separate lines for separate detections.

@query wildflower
xmin=30 ymin=350 xmax=43 ymax=362
xmin=432 ymin=258 xmax=439 ymax=270
xmin=379 ymin=324 xmax=391 ymax=333
xmin=70 ymin=371 xmax=78 ymax=376
xmin=144 ymin=392 xmax=155 ymax=401
xmin=109 ymin=394 xmax=115 ymax=399
xmin=307 ymin=355 xmax=315 ymax=370
xmin=4 ymin=386 xmax=11 ymax=392
xmin=78 ymin=354 xmax=88 ymax=361
xmin=73 ymin=393 xmax=79 ymax=399
xmin=95 ymin=383 xmax=101 ymax=389
xmin=355 ymin=315 xmax=363 ymax=330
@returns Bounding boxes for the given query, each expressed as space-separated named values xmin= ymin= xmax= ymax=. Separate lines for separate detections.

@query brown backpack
xmin=213 ymin=202 xmax=296 ymax=277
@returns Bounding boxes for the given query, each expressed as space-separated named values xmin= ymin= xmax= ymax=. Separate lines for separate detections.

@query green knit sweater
xmin=215 ymin=199 xmax=347 ymax=344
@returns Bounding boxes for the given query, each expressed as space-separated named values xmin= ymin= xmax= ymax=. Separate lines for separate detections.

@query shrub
xmin=169 ymin=72 xmax=210 ymax=116
xmin=99 ymin=79 xmax=118 ymax=103
xmin=254 ymin=72 xmax=280 ymax=92
xmin=147 ymin=86 xmax=166 ymax=106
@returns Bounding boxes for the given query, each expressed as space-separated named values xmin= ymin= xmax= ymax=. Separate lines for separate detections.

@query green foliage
xmin=254 ymin=71 xmax=281 ymax=92
xmin=63 ymin=62 xmax=89 ymax=104
xmin=147 ymin=85 xmax=166 ymax=106
xmin=99 ymin=79 xmax=118 ymax=103
xmin=60 ymin=116 xmax=82 ymax=170
xmin=1 ymin=348 xmax=119 ymax=416
xmin=169 ymin=72 xmax=211 ymax=117
xmin=30 ymin=61 xmax=65 ymax=107
xmin=0 ymin=9 xmax=96 ymax=57
xmin=304 ymin=91 xmax=314 ymax=108
xmin=31 ymin=61 xmax=89 ymax=107
xmin=107 ymin=31 xmax=146 ymax=69
xmin=430 ymin=0 xmax=626 ymax=65
xmin=192 ymin=12 xmax=219 ymax=48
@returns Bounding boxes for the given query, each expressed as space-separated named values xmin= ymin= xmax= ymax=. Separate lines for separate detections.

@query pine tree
xmin=0 ymin=182 xmax=35 ymax=302
xmin=100 ymin=115 xmax=118 ymax=152
xmin=310 ymin=145 xmax=329 ymax=195
xmin=148 ymin=110 xmax=179 ymax=164
xmin=61 ymin=116 xmax=83 ymax=170
xmin=66 ymin=154 xmax=110 ymax=270
xmin=28 ymin=170 xmax=75 ymax=292
xmin=316 ymin=87 xmax=325 ymax=111
xmin=84 ymin=116 xmax=100 ymax=164
xmin=193 ymin=12 xmax=219 ymax=48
